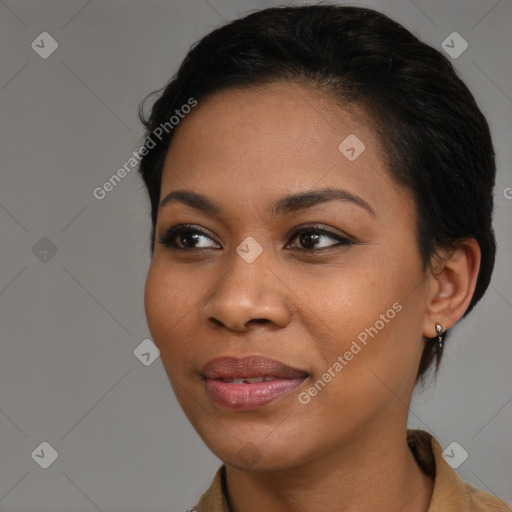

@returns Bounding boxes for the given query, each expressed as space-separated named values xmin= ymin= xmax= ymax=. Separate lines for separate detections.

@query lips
xmin=201 ymin=355 xmax=308 ymax=380
xmin=200 ymin=355 xmax=308 ymax=410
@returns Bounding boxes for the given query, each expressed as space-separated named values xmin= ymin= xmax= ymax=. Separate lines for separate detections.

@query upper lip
xmin=200 ymin=355 xmax=308 ymax=380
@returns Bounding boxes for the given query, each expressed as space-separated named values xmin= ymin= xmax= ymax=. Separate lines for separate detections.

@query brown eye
xmin=297 ymin=231 xmax=322 ymax=249
xmin=287 ymin=226 xmax=353 ymax=251
xmin=177 ymin=231 xmax=202 ymax=248
xmin=158 ymin=225 xmax=221 ymax=250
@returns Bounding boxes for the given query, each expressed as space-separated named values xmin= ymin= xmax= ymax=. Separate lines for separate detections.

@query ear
xmin=422 ymin=238 xmax=481 ymax=338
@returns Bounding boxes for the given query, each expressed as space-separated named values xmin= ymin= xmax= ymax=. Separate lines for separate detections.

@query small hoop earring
xmin=436 ymin=323 xmax=443 ymax=349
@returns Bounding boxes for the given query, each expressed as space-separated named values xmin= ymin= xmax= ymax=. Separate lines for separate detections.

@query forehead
xmin=166 ymin=81 xmax=376 ymax=156
xmin=159 ymin=82 xmax=411 ymax=218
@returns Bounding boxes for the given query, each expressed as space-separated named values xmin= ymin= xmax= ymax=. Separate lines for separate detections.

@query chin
xmin=194 ymin=419 xmax=313 ymax=472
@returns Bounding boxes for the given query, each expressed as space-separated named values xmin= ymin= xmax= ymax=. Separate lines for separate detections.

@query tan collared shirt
xmin=192 ymin=429 xmax=511 ymax=511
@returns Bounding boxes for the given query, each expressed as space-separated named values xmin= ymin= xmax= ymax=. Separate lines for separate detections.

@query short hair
xmin=137 ymin=4 xmax=496 ymax=382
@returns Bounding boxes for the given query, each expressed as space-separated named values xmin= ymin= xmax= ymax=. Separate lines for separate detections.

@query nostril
xmin=207 ymin=317 xmax=269 ymax=330
xmin=250 ymin=318 xmax=268 ymax=325
xmin=210 ymin=318 xmax=225 ymax=328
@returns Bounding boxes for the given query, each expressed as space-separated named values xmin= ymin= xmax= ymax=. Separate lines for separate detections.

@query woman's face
xmin=144 ymin=82 xmax=433 ymax=471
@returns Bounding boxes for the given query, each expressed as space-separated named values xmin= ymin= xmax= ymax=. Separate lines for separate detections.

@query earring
xmin=436 ymin=324 xmax=443 ymax=349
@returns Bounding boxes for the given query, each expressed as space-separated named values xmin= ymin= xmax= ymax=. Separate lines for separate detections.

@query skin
xmin=144 ymin=82 xmax=481 ymax=512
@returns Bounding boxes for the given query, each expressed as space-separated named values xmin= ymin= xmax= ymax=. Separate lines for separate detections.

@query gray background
xmin=0 ymin=0 xmax=511 ymax=510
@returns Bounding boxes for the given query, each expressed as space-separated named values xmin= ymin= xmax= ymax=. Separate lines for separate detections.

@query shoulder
xmin=407 ymin=429 xmax=512 ymax=512
xmin=192 ymin=465 xmax=230 ymax=512
xmin=461 ymin=480 xmax=512 ymax=511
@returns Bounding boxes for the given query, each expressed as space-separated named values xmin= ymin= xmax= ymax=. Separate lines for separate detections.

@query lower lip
xmin=205 ymin=378 xmax=306 ymax=410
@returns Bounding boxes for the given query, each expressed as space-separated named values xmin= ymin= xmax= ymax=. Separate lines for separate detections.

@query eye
xmin=158 ymin=224 xmax=221 ymax=250
xmin=286 ymin=224 xmax=353 ymax=251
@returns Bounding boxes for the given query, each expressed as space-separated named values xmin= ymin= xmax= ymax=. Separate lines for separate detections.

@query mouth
xmin=200 ymin=355 xmax=309 ymax=410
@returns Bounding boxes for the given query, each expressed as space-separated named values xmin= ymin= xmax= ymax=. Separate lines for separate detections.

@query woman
xmin=137 ymin=5 xmax=511 ymax=512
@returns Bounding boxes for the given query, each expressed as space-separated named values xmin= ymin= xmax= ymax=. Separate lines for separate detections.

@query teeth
xmin=245 ymin=377 xmax=265 ymax=383
xmin=220 ymin=376 xmax=277 ymax=383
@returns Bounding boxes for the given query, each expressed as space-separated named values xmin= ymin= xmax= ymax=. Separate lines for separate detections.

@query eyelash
xmin=157 ymin=223 xmax=354 ymax=253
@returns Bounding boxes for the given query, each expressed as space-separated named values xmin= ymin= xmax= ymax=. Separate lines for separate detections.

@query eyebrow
xmin=159 ymin=190 xmax=222 ymax=216
xmin=159 ymin=187 xmax=376 ymax=218
xmin=271 ymin=188 xmax=376 ymax=218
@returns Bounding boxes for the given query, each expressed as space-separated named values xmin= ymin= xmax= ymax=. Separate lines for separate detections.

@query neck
xmin=225 ymin=425 xmax=434 ymax=512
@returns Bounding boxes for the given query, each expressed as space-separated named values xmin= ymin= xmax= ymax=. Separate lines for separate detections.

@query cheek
xmin=290 ymin=258 xmax=400 ymax=345
xmin=295 ymin=244 xmax=424 ymax=384
xmin=143 ymin=262 xmax=198 ymax=360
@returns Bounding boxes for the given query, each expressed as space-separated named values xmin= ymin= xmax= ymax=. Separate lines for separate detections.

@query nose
xmin=201 ymin=253 xmax=292 ymax=333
